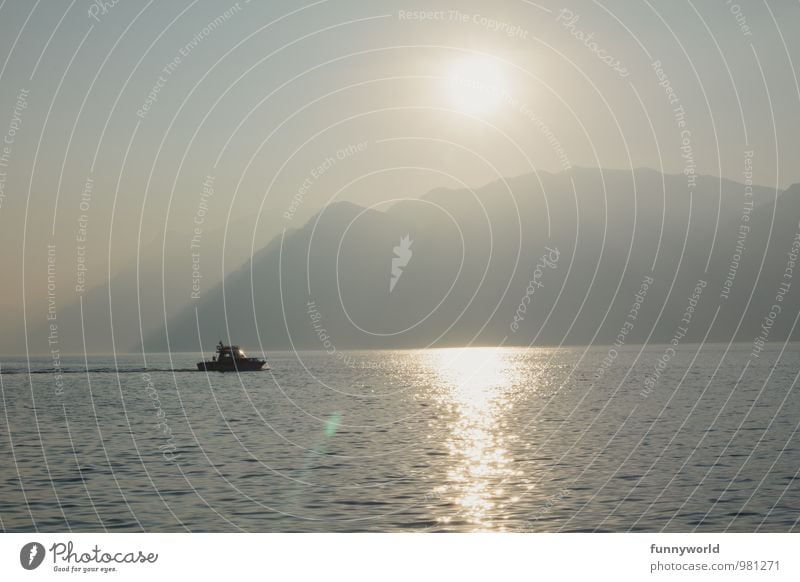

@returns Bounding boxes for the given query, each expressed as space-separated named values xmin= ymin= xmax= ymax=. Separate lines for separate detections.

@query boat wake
xmin=1 ymin=367 xmax=210 ymax=375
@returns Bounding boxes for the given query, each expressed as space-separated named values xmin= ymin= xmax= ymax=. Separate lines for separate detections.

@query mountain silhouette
xmin=147 ymin=168 xmax=800 ymax=353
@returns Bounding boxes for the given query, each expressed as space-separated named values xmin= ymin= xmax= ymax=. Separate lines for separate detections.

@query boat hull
xmin=196 ymin=359 xmax=267 ymax=372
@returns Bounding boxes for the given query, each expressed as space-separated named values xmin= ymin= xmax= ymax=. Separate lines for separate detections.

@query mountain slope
xmin=151 ymin=168 xmax=800 ymax=352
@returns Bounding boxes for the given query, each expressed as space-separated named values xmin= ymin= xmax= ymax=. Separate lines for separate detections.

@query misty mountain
xmin=147 ymin=168 xmax=800 ymax=353
xmin=20 ymin=214 xmax=282 ymax=356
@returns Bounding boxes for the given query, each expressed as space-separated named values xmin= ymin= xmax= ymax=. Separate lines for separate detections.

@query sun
xmin=446 ymin=55 xmax=508 ymax=116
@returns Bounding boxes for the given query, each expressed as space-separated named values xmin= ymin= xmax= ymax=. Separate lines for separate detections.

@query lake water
xmin=1 ymin=344 xmax=798 ymax=532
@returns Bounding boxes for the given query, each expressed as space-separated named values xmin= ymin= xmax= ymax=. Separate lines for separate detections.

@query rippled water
xmin=1 ymin=345 xmax=798 ymax=532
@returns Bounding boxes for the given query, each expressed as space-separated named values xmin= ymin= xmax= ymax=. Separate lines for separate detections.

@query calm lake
xmin=1 ymin=344 xmax=798 ymax=532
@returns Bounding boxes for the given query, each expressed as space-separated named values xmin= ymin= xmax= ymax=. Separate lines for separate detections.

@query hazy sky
xmin=1 ymin=0 xmax=799 ymax=345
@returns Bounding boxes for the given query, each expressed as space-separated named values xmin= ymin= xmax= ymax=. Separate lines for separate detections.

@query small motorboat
xmin=197 ymin=341 xmax=268 ymax=372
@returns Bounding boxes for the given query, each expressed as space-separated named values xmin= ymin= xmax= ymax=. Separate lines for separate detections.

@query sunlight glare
xmin=429 ymin=347 xmax=522 ymax=529
xmin=446 ymin=56 xmax=508 ymax=116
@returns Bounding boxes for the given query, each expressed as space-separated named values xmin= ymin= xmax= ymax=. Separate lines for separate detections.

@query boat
xmin=197 ymin=341 xmax=268 ymax=372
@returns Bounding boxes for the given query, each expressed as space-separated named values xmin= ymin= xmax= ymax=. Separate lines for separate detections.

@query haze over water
xmin=2 ymin=344 xmax=798 ymax=532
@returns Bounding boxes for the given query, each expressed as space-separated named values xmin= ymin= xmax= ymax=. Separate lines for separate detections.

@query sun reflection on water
xmin=427 ymin=347 xmax=524 ymax=530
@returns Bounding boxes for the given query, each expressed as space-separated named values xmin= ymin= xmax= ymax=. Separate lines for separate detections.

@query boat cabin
xmin=215 ymin=341 xmax=248 ymax=361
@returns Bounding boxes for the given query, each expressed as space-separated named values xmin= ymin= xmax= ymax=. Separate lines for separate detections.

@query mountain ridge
xmin=146 ymin=167 xmax=800 ymax=353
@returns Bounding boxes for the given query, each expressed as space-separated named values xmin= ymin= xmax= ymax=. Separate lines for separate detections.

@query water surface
xmin=1 ymin=344 xmax=798 ymax=532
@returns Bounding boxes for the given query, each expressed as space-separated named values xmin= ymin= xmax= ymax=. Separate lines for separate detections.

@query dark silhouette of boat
xmin=197 ymin=341 xmax=268 ymax=372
